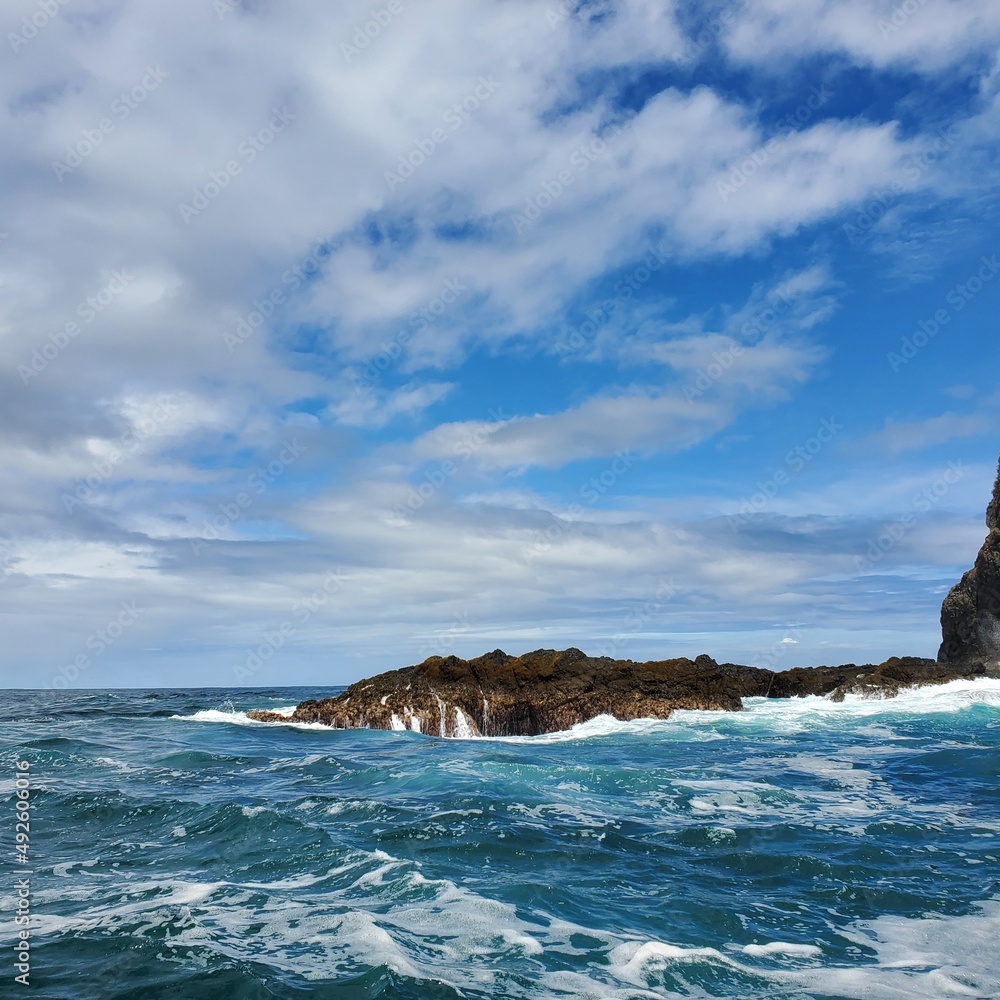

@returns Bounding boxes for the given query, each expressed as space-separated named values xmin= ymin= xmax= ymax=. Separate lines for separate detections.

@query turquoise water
xmin=2 ymin=682 xmax=999 ymax=998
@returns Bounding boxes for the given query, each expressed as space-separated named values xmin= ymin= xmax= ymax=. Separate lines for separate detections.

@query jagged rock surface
xmin=825 ymin=656 xmax=988 ymax=700
xmin=247 ymin=650 xmax=992 ymax=736
xmin=939 ymin=457 xmax=1000 ymax=663
xmin=252 ymin=649 xmax=772 ymax=736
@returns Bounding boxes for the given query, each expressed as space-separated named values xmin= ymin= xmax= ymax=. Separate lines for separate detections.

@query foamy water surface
xmin=2 ymin=680 xmax=998 ymax=998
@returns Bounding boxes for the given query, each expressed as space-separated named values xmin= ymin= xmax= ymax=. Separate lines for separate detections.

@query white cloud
xmin=402 ymin=266 xmax=832 ymax=471
xmin=331 ymin=381 xmax=455 ymax=429
xmin=863 ymin=410 xmax=996 ymax=455
xmin=721 ymin=0 xmax=1000 ymax=73
xmin=0 ymin=0 xmax=996 ymax=684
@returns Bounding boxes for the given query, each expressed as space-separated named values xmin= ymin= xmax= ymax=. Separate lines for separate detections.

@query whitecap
xmin=171 ymin=708 xmax=334 ymax=731
xmin=52 ymin=859 xmax=99 ymax=878
xmin=494 ymin=713 xmax=672 ymax=744
xmin=742 ymin=941 xmax=821 ymax=958
xmin=94 ymin=757 xmax=137 ymax=772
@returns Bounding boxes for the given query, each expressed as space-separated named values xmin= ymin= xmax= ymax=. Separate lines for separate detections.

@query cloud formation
xmin=1 ymin=0 xmax=998 ymax=686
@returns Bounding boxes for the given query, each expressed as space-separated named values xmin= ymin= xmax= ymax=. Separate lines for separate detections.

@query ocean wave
xmin=493 ymin=713 xmax=676 ymax=744
xmin=606 ymin=900 xmax=1000 ymax=998
xmin=799 ymin=901 xmax=1000 ymax=999
xmin=166 ymin=677 xmax=1000 ymax=747
xmin=740 ymin=676 xmax=1000 ymax=718
xmin=9 ymin=682 xmax=997 ymax=998
xmin=19 ymin=851 xmax=999 ymax=1000
xmin=18 ymin=850 xmax=556 ymax=993
xmin=170 ymin=707 xmax=333 ymax=731
xmin=496 ymin=677 xmax=1000 ymax=743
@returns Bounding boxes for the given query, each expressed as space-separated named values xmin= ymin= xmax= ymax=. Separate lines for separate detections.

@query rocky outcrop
xmin=825 ymin=656 xmax=987 ymax=700
xmin=247 ymin=649 xmax=994 ymax=736
xmin=939 ymin=457 xmax=1000 ymax=663
xmin=258 ymin=649 xmax=774 ymax=737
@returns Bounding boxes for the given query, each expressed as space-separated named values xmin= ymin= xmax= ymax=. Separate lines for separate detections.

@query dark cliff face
xmin=986 ymin=457 xmax=1000 ymax=533
xmin=939 ymin=458 xmax=1000 ymax=663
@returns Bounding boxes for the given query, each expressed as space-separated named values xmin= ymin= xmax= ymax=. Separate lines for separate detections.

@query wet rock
xmin=251 ymin=649 xmax=773 ymax=736
xmin=939 ymin=456 xmax=1000 ymax=663
xmin=246 ymin=710 xmax=294 ymax=723
xmin=828 ymin=656 xmax=987 ymax=701
xmin=246 ymin=648 xmax=996 ymax=736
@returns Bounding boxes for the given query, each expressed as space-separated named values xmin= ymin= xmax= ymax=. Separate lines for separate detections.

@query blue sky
xmin=1 ymin=0 xmax=999 ymax=688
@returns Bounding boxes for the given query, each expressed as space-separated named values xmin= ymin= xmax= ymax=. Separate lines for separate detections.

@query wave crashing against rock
xmin=248 ymin=651 xmax=991 ymax=737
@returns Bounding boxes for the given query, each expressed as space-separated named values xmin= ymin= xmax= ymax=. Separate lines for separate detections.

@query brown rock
xmin=247 ymin=710 xmax=295 ymax=723
xmin=253 ymin=649 xmax=996 ymax=736
xmin=987 ymin=456 xmax=1000 ymax=533
xmin=828 ymin=656 xmax=986 ymax=701
xmin=939 ymin=456 xmax=1000 ymax=663
xmin=287 ymin=648 xmax=773 ymax=737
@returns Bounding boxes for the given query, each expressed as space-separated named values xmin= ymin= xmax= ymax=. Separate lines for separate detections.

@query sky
xmin=2 ymin=0 xmax=999 ymax=689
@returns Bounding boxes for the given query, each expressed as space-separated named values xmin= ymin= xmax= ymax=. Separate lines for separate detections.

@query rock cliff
xmin=939 ymin=457 xmax=1000 ymax=663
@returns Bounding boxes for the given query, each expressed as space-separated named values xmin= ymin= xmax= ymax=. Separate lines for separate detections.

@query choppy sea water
xmin=2 ymin=681 xmax=999 ymax=999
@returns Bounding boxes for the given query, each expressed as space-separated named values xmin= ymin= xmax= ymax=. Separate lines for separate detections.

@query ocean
xmin=2 ymin=681 xmax=999 ymax=999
